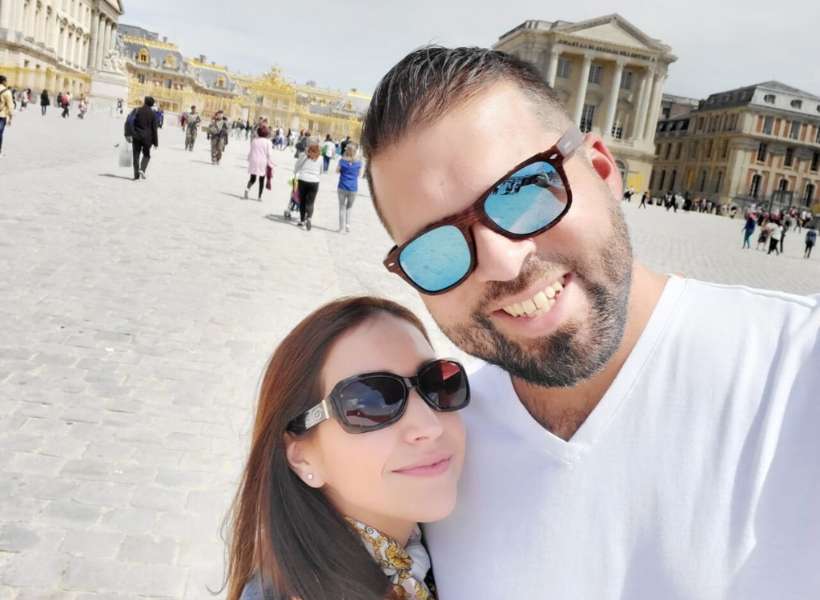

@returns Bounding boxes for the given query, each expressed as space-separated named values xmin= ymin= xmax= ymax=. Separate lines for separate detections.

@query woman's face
xmin=307 ymin=147 xmax=320 ymax=160
xmin=288 ymin=314 xmax=466 ymax=543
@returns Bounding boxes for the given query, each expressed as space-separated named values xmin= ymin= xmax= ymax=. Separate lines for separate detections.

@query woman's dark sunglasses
xmin=383 ymin=126 xmax=584 ymax=294
xmin=288 ymin=359 xmax=470 ymax=435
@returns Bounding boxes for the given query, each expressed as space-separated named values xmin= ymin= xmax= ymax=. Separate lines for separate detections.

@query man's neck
xmin=511 ymin=263 xmax=668 ymax=441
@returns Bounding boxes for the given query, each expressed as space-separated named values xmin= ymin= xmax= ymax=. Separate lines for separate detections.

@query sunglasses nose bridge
xmin=399 ymin=379 xmax=446 ymax=439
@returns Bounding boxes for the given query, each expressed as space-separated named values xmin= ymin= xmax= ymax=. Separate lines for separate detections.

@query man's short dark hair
xmin=144 ymin=96 xmax=155 ymax=107
xmin=361 ymin=46 xmax=570 ymax=234
xmin=0 ymin=75 xmax=7 ymax=85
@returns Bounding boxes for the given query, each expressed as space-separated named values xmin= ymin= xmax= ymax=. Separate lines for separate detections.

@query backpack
xmin=124 ymin=108 xmax=137 ymax=138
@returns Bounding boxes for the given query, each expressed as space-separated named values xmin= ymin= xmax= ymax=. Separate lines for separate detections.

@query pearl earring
xmin=306 ymin=473 xmax=314 ymax=481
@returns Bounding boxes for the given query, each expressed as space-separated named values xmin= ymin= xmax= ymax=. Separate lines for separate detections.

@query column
xmin=109 ymin=23 xmax=117 ymax=56
xmin=95 ymin=16 xmax=105 ymax=69
xmin=0 ymin=0 xmax=12 ymax=30
xmin=102 ymin=19 xmax=111 ymax=64
xmin=603 ymin=61 xmax=625 ymax=138
xmin=88 ymin=11 xmax=99 ymax=70
xmin=545 ymin=46 xmax=560 ymax=88
xmin=572 ymin=54 xmax=593 ymax=126
xmin=632 ymin=68 xmax=650 ymax=140
xmin=24 ymin=0 xmax=35 ymax=38
xmin=642 ymin=69 xmax=665 ymax=141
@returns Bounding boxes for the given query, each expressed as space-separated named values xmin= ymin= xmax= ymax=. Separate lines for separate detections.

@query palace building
xmin=0 ymin=0 xmax=124 ymax=97
xmin=494 ymin=14 xmax=677 ymax=193
xmin=651 ymin=81 xmax=820 ymax=214
xmin=118 ymin=23 xmax=367 ymax=139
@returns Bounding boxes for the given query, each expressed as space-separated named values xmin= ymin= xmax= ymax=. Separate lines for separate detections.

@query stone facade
xmin=494 ymin=14 xmax=676 ymax=193
xmin=119 ymin=23 xmax=367 ymax=139
xmin=0 ymin=0 xmax=123 ymax=98
xmin=651 ymin=81 xmax=820 ymax=214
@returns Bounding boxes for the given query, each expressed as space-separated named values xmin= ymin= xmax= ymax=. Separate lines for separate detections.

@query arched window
xmin=763 ymin=94 xmax=776 ymax=104
xmin=137 ymin=48 xmax=149 ymax=64
xmin=778 ymin=178 xmax=789 ymax=192
xmin=750 ymin=174 xmax=762 ymax=198
xmin=804 ymin=183 xmax=816 ymax=207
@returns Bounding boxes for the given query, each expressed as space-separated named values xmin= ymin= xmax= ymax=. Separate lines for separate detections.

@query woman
xmin=293 ymin=142 xmax=322 ymax=230
xmin=336 ymin=142 xmax=363 ymax=233
xmin=244 ymin=125 xmax=276 ymax=201
xmin=224 ymin=296 xmax=468 ymax=599
xmin=39 ymin=89 xmax=50 ymax=116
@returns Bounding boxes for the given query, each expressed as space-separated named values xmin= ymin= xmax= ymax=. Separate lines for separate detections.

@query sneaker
xmin=297 ymin=221 xmax=304 ymax=228
xmin=306 ymin=219 xmax=312 ymax=231
xmin=345 ymin=224 xmax=350 ymax=233
xmin=243 ymin=189 xmax=248 ymax=200
xmin=139 ymin=170 xmax=147 ymax=179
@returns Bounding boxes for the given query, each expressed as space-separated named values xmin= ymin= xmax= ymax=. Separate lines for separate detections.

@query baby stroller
xmin=284 ymin=180 xmax=300 ymax=221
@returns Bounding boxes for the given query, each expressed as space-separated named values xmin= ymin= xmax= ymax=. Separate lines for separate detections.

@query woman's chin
xmin=410 ymin=491 xmax=459 ymax=524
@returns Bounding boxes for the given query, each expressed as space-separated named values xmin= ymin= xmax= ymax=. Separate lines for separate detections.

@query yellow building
xmin=494 ymin=14 xmax=677 ymax=193
xmin=651 ymin=82 xmax=820 ymax=215
xmin=118 ymin=23 xmax=367 ymax=139
xmin=0 ymin=0 xmax=123 ymax=98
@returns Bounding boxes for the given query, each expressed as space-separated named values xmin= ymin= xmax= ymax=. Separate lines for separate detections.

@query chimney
xmin=199 ymin=54 xmax=206 ymax=63
xmin=162 ymin=36 xmax=167 ymax=43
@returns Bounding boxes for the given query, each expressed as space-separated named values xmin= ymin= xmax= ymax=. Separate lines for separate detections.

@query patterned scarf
xmin=346 ymin=518 xmax=433 ymax=600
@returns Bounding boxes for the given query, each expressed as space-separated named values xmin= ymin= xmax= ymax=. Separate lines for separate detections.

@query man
xmin=184 ymin=105 xmax=201 ymax=151
xmin=208 ymin=110 xmax=229 ymax=165
xmin=0 ymin=75 xmax=13 ymax=158
xmin=321 ymin=134 xmax=335 ymax=173
xmin=124 ymin=96 xmax=158 ymax=180
xmin=638 ymin=190 xmax=648 ymax=209
xmin=804 ymin=222 xmax=817 ymax=259
xmin=340 ymin=135 xmax=352 ymax=156
xmin=362 ymin=47 xmax=820 ymax=599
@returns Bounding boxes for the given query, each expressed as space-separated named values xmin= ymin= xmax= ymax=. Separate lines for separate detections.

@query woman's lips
xmin=392 ymin=456 xmax=452 ymax=477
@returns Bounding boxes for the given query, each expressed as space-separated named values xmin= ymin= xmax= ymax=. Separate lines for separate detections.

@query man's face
xmin=370 ymin=82 xmax=633 ymax=388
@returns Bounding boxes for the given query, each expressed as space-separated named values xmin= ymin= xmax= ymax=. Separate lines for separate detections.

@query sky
xmin=122 ymin=0 xmax=820 ymax=100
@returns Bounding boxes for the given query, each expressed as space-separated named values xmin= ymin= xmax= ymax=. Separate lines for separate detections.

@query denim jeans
xmin=0 ymin=117 xmax=6 ymax=154
xmin=322 ymin=155 xmax=331 ymax=172
xmin=338 ymin=189 xmax=357 ymax=230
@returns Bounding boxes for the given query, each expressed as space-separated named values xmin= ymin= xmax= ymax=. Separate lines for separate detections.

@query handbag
xmin=265 ymin=165 xmax=273 ymax=190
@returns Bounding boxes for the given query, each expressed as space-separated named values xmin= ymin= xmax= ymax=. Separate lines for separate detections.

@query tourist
xmin=227 ymin=296 xmax=467 ymax=600
xmin=60 ymin=91 xmax=71 ymax=118
xmin=768 ymin=220 xmax=782 ymax=255
xmin=804 ymin=222 xmax=816 ymax=259
xmin=638 ymin=191 xmax=648 ymax=208
xmin=756 ymin=218 xmax=770 ymax=251
xmin=293 ymin=141 xmax=321 ymax=230
xmin=184 ymin=106 xmax=201 ymax=151
xmin=77 ymin=96 xmax=88 ymax=119
xmin=362 ymin=46 xmax=820 ymax=599
xmin=18 ymin=88 xmax=29 ymax=110
xmin=294 ymin=131 xmax=309 ymax=158
xmin=208 ymin=111 xmax=229 ymax=165
xmin=336 ymin=142 xmax=362 ymax=233
xmin=742 ymin=212 xmax=756 ymax=248
xmin=0 ymin=75 xmax=13 ymax=158
xmin=156 ymin=106 xmax=165 ymax=128
xmin=124 ymin=96 xmax=159 ymax=180
xmin=39 ymin=89 xmax=50 ymax=116
xmin=321 ymin=134 xmax=335 ymax=173
xmin=244 ymin=125 xmax=275 ymax=202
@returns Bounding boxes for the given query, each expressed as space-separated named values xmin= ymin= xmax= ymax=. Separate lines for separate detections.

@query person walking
xmin=39 ymin=89 xmax=50 ymax=116
xmin=756 ymin=219 xmax=770 ymax=251
xmin=60 ymin=91 xmax=71 ymax=118
xmin=767 ymin=220 xmax=782 ymax=255
xmin=184 ymin=106 xmax=201 ymax=151
xmin=336 ymin=142 xmax=362 ymax=232
xmin=0 ymin=75 xmax=13 ymax=158
xmin=321 ymin=134 xmax=335 ymax=173
xmin=77 ymin=96 xmax=88 ymax=119
xmin=243 ymin=125 xmax=275 ymax=201
xmin=742 ymin=213 xmax=756 ymax=249
xmin=124 ymin=96 xmax=159 ymax=180
xmin=638 ymin=191 xmax=648 ymax=209
xmin=208 ymin=111 xmax=229 ymax=165
xmin=293 ymin=142 xmax=321 ymax=230
xmin=805 ymin=223 xmax=817 ymax=259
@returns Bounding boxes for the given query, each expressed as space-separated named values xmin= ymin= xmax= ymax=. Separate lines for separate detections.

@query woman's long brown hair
xmin=222 ymin=296 xmax=431 ymax=600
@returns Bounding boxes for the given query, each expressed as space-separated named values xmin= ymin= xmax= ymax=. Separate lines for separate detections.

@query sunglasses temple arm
xmin=302 ymin=398 xmax=332 ymax=431
xmin=557 ymin=126 xmax=585 ymax=159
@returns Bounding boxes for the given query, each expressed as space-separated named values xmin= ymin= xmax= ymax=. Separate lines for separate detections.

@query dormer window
xmin=216 ymin=77 xmax=226 ymax=88
xmin=137 ymin=48 xmax=149 ymax=64
xmin=763 ymin=94 xmax=776 ymax=104
xmin=163 ymin=55 xmax=176 ymax=69
xmin=790 ymin=99 xmax=802 ymax=109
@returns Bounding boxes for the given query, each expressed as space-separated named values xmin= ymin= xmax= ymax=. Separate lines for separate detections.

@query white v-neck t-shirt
xmin=425 ymin=277 xmax=820 ymax=600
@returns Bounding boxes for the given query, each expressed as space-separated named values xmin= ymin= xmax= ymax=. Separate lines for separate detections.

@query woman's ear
xmin=584 ymin=133 xmax=624 ymax=202
xmin=284 ymin=432 xmax=325 ymax=488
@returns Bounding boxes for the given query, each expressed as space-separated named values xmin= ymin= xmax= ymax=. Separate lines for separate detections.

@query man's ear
xmin=284 ymin=432 xmax=324 ymax=488
xmin=584 ymin=133 xmax=623 ymax=202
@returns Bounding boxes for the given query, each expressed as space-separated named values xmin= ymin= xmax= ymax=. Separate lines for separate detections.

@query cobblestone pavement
xmin=1 ymin=110 xmax=818 ymax=599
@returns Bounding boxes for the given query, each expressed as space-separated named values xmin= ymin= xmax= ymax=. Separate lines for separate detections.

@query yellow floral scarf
xmin=346 ymin=518 xmax=433 ymax=600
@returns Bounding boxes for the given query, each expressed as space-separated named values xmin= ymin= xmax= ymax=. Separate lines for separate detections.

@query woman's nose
xmin=401 ymin=390 xmax=444 ymax=443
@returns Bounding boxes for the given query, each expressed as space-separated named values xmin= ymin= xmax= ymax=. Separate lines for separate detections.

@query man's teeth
xmin=502 ymin=279 xmax=565 ymax=317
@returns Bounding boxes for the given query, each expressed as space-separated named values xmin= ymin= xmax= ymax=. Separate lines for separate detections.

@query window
xmin=750 ymin=174 xmax=762 ymax=198
xmin=137 ymin=48 xmax=149 ymax=64
xmin=690 ymin=141 xmax=698 ymax=159
xmin=778 ymin=179 xmax=789 ymax=192
xmin=804 ymin=183 xmax=816 ymax=207
xmin=621 ymin=70 xmax=633 ymax=90
xmin=785 ymin=147 xmax=794 ymax=167
xmin=163 ymin=55 xmax=176 ymax=69
xmin=655 ymin=144 xmax=660 ymax=156
xmin=665 ymin=143 xmax=672 ymax=160
xmin=659 ymin=170 xmax=666 ymax=190
xmin=675 ymin=143 xmax=683 ymax=160
xmin=699 ymin=170 xmax=708 ymax=192
xmin=791 ymin=99 xmax=802 ymax=109
xmin=669 ymin=170 xmax=677 ymax=191
xmin=164 ymin=79 xmax=172 ymax=89
xmin=714 ymin=171 xmax=723 ymax=193
xmin=764 ymin=94 xmax=776 ymax=104
xmin=588 ymin=64 xmax=603 ymax=85
xmin=649 ymin=170 xmax=656 ymax=190
xmin=611 ymin=115 xmax=624 ymax=140
xmin=137 ymin=74 xmax=145 ymax=84
xmin=721 ymin=139 xmax=729 ymax=159
xmin=706 ymin=140 xmax=713 ymax=159
xmin=789 ymin=121 xmax=800 ymax=139
xmin=812 ymin=151 xmax=819 ymax=172
xmin=763 ymin=116 xmax=774 ymax=135
xmin=756 ymin=143 xmax=767 ymax=162
xmin=816 ymin=126 xmax=820 ymax=144
xmin=557 ymin=57 xmax=571 ymax=79
xmin=216 ymin=77 xmax=226 ymax=88
xmin=580 ymin=103 xmax=596 ymax=133
xmin=697 ymin=117 xmax=705 ymax=131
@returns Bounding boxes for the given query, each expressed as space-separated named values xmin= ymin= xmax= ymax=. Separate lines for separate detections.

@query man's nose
xmin=470 ymin=223 xmax=535 ymax=284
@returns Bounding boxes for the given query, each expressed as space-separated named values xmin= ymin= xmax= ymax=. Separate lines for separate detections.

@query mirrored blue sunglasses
xmin=383 ymin=126 xmax=584 ymax=294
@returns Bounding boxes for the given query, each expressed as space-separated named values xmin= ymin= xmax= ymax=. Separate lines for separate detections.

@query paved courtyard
xmin=0 ymin=109 xmax=818 ymax=599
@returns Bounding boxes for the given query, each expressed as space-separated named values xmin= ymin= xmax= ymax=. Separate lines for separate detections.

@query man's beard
xmin=440 ymin=206 xmax=633 ymax=388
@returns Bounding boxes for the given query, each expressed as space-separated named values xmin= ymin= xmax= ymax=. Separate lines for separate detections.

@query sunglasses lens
xmin=337 ymin=376 xmax=407 ymax=431
xmin=398 ymin=225 xmax=471 ymax=293
xmin=484 ymin=161 xmax=569 ymax=235
xmin=418 ymin=360 xmax=470 ymax=411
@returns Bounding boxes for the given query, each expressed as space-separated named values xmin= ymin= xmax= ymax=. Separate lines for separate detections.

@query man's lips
xmin=392 ymin=455 xmax=453 ymax=476
xmin=489 ymin=273 xmax=571 ymax=318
